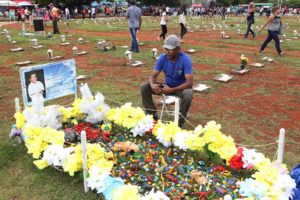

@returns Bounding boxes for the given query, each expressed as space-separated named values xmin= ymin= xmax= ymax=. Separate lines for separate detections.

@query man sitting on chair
xmin=141 ymin=35 xmax=193 ymax=128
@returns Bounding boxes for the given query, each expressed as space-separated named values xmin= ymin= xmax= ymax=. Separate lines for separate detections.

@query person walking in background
xmin=178 ymin=8 xmax=187 ymax=42
xmin=157 ymin=7 xmax=167 ymax=41
xmin=65 ymin=7 xmax=70 ymax=20
xmin=259 ymin=6 xmax=284 ymax=56
xmin=49 ymin=3 xmax=60 ymax=34
xmin=126 ymin=0 xmax=142 ymax=53
xmin=221 ymin=7 xmax=226 ymax=21
xmin=244 ymin=2 xmax=256 ymax=39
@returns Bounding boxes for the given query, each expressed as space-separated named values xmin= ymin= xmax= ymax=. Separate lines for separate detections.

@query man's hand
xmin=151 ymin=83 xmax=162 ymax=95
xmin=161 ymin=85 xmax=174 ymax=94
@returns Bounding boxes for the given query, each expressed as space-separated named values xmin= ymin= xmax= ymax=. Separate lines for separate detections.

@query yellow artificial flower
xmin=14 ymin=111 xmax=26 ymax=129
xmin=25 ymin=138 xmax=48 ymax=159
xmin=92 ymin=158 xmax=113 ymax=174
xmin=252 ymin=163 xmax=281 ymax=187
xmin=58 ymin=106 xmax=72 ymax=122
xmin=33 ymin=160 xmax=49 ymax=169
xmin=39 ymin=127 xmax=65 ymax=146
xmin=112 ymin=184 xmax=141 ymax=200
xmin=106 ymin=103 xmax=145 ymax=129
xmin=87 ymin=143 xmax=106 ymax=168
xmin=63 ymin=145 xmax=82 ymax=176
xmin=70 ymin=98 xmax=84 ymax=119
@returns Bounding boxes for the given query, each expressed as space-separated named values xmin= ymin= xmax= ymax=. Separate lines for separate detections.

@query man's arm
xmin=161 ymin=74 xmax=193 ymax=94
xmin=139 ymin=15 xmax=142 ymax=29
xmin=149 ymin=70 xmax=162 ymax=94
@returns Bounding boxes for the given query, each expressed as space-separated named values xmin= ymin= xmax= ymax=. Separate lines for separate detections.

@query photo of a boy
xmin=27 ymin=73 xmax=45 ymax=112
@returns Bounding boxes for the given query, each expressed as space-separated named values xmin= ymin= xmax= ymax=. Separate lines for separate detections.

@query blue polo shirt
xmin=154 ymin=52 xmax=192 ymax=88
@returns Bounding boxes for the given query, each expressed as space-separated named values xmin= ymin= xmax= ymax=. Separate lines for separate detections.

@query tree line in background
xmin=34 ymin=0 xmax=300 ymax=8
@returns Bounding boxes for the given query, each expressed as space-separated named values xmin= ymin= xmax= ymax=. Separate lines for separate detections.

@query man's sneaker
xmin=279 ymin=52 xmax=285 ymax=56
xmin=259 ymin=50 xmax=264 ymax=53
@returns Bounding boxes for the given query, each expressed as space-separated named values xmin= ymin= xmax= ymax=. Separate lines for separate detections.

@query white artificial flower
xmin=271 ymin=174 xmax=296 ymax=200
xmin=42 ymin=145 xmax=73 ymax=166
xmin=23 ymin=106 xmax=62 ymax=130
xmin=131 ymin=115 xmax=154 ymax=137
xmin=155 ymin=127 xmax=172 ymax=147
xmin=142 ymin=188 xmax=170 ymax=200
xmin=79 ymin=85 xmax=110 ymax=123
xmin=87 ymin=166 xmax=110 ymax=193
xmin=242 ymin=148 xmax=266 ymax=169
xmin=173 ymin=132 xmax=189 ymax=151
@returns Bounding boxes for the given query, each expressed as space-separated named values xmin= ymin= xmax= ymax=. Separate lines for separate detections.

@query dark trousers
xmin=244 ymin=21 xmax=255 ymax=38
xmin=52 ymin=19 xmax=60 ymax=34
xmin=129 ymin=28 xmax=139 ymax=52
xmin=260 ymin=30 xmax=282 ymax=54
xmin=141 ymin=82 xmax=193 ymax=127
xmin=180 ymin=23 xmax=187 ymax=39
xmin=160 ymin=25 xmax=167 ymax=39
xmin=221 ymin=14 xmax=225 ymax=20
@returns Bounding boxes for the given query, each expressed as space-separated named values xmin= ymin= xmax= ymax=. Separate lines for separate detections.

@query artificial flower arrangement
xmin=11 ymin=84 xmax=297 ymax=200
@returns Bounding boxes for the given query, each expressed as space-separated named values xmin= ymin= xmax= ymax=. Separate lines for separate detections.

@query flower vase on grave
xmin=125 ymin=50 xmax=132 ymax=64
xmin=72 ymin=46 xmax=78 ymax=54
xmin=47 ymin=49 xmax=53 ymax=59
xmin=240 ymin=54 xmax=248 ymax=70
xmin=32 ymin=39 xmax=38 ymax=47
xmin=221 ymin=31 xmax=225 ymax=38
xmin=7 ymin=35 xmax=11 ymax=43
xmin=152 ymin=48 xmax=158 ymax=59
xmin=61 ymin=35 xmax=66 ymax=42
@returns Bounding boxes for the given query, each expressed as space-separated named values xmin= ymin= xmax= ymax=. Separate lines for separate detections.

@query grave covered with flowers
xmin=11 ymin=84 xmax=296 ymax=200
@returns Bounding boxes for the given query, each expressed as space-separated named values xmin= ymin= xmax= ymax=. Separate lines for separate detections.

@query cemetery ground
xmin=0 ymin=15 xmax=299 ymax=199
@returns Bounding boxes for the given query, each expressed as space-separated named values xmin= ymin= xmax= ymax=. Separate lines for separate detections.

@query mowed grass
xmin=0 ymin=15 xmax=300 ymax=199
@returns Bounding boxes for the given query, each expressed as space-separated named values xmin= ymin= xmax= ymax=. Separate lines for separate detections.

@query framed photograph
xmin=20 ymin=59 xmax=77 ymax=106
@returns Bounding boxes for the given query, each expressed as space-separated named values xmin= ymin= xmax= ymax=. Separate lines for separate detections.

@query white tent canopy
xmin=0 ymin=0 xmax=19 ymax=7
xmin=18 ymin=1 xmax=33 ymax=6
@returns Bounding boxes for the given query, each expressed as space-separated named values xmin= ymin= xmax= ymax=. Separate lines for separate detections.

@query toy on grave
xmin=9 ymin=124 xmax=23 ymax=145
xmin=105 ymin=151 xmax=117 ymax=164
xmin=47 ymin=49 xmax=53 ymax=59
xmin=240 ymin=54 xmax=248 ymax=70
xmin=101 ymin=123 xmax=112 ymax=142
xmin=151 ymin=48 xmax=158 ymax=59
xmin=190 ymin=170 xmax=208 ymax=185
xmin=64 ymin=128 xmax=79 ymax=143
xmin=97 ymin=41 xmax=116 ymax=51
xmin=112 ymin=141 xmax=140 ymax=154
xmin=72 ymin=46 xmax=78 ymax=54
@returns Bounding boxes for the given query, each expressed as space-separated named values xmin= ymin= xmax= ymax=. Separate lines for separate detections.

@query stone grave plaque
xmin=214 ymin=74 xmax=233 ymax=82
xmin=193 ymin=84 xmax=211 ymax=92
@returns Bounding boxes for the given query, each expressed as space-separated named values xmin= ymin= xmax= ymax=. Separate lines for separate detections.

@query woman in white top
xmin=178 ymin=8 xmax=187 ymax=41
xmin=158 ymin=7 xmax=167 ymax=40
xmin=28 ymin=73 xmax=45 ymax=112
